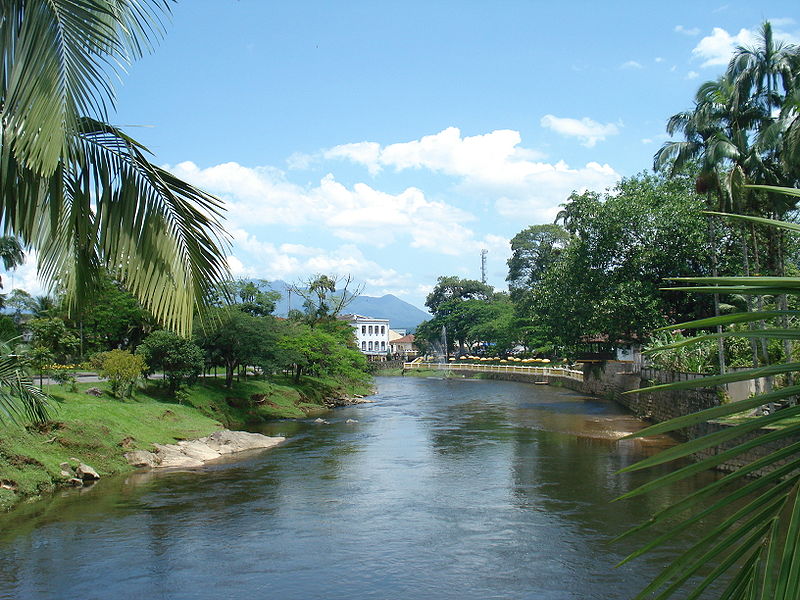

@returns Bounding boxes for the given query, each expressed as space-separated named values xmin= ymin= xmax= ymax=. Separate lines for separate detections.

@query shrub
xmin=97 ymin=349 xmax=146 ymax=398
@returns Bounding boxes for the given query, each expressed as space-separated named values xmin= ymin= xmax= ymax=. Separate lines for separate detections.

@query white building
xmin=343 ymin=314 xmax=391 ymax=360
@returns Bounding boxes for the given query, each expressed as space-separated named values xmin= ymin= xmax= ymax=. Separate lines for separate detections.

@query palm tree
xmin=0 ymin=235 xmax=24 ymax=290
xmin=0 ymin=2 xmax=231 ymax=421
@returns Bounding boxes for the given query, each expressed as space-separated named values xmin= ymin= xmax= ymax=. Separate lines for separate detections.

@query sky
xmin=6 ymin=0 xmax=800 ymax=311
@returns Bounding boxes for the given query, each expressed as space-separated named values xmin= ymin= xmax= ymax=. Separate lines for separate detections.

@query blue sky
xmin=8 ymin=1 xmax=800 ymax=310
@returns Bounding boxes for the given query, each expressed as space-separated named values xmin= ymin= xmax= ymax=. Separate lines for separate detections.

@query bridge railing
xmin=402 ymin=361 xmax=584 ymax=382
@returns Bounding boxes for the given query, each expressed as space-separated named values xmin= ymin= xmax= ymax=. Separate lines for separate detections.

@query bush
xmin=97 ymin=349 xmax=146 ymax=398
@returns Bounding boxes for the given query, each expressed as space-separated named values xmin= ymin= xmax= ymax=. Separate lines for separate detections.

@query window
xmin=381 ymin=341 xmax=386 ymax=350
xmin=361 ymin=326 xmax=366 ymax=334
xmin=381 ymin=326 xmax=385 ymax=334
xmin=361 ymin=341 xmax=366 ymax=350
xmin=368 ymin=326 xmax=373 ymax=334
xmin=368 ymin=341 xmax=373 ymax=351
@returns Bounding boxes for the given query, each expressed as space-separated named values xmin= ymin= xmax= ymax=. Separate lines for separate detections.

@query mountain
xmin=264 ymin=281 xmax=430 ymax=332
xmin=344 ymin=294 xmax=430 ymax=331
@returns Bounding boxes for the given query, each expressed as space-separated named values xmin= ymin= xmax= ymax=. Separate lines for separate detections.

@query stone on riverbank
xmin=124 ymin=430 xmax=285 ymax=469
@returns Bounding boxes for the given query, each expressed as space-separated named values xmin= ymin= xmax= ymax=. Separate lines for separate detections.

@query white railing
xmin=402 ymin=362 xmax=584 ymax=382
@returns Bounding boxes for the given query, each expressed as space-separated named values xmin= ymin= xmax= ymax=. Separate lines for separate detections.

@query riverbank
xmin=0 ymin=376 xmax=372 ymax=511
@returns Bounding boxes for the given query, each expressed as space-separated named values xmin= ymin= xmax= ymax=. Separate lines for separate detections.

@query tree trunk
xmin=225 ymin=361 xmax=235 ymax=388
xmin=708 ymin=216 xmax=726 ymax=375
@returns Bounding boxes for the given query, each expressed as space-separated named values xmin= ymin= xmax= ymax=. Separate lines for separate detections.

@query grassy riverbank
xmin=0 ymin=376 xmax=371 ymax=511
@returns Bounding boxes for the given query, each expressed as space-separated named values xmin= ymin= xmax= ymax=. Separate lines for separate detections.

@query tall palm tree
xmin=0 ymin=2 xmax=231 ymax=421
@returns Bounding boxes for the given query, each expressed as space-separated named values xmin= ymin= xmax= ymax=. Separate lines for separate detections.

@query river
xmin=0 ymin=376 xmax=713 ymax=600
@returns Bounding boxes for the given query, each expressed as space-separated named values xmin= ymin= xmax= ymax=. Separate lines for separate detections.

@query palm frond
xmin=0 ymin=353 xmax=49 ymax=424
xmin=620 ymin=186 xmax=800 ymax=598
xmin=0 ymin=1 xmax=169 ymax=176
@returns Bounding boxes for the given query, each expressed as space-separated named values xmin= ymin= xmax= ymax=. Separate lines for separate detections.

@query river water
xmin=0 ymin=376 xmax=712 ymax=600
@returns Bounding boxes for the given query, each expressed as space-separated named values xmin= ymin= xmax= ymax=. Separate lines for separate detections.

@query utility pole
xmin=480 ymin=249 xmax=488 ymax=284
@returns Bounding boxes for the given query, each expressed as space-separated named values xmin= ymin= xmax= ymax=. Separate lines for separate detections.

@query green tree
xmin=136 ymin=330 xmax=204 ymax=394
xmin=194 ymin=309 xmax=273 ymax=388
xmin=527 ymin=172 xmax=715 ymax=356
xmin=76 ymin=274 xmax=155 ymax=354
xmin=97 ymin=349 xmax=146 ymax=399
xmin=26 ymin=317 xmax=79 ymax=363
xmin=506 ymin=224 xmax=572 ymax=297
xmin=6 ymin=288 xmax=33 ymax=323
xmin=276 ymin=321 xmax=366 ymax=384
xmin=424 ymin=276 xmax=493 ymax=315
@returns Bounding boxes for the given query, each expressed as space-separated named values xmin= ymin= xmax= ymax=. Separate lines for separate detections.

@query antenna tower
xmin=480 ymin=249 xmax=488 ymax=284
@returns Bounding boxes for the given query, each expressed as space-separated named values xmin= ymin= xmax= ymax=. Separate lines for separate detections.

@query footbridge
xmin=402 ymin=361 xmax=584 ymax=383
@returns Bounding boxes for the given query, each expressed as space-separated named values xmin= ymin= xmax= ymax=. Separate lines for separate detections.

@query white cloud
xmin=324 ymin=142 xmax=382 ymax=174
xmin=674 ymin=25 xmax=700 ymax=36
xmin=620 ymin=60 xmax=643 ymax=70
xmin=228 ymin=229 xmax=412 ymax=288
xmin=168 ymin=160 xmax=483 ymax=257
xmin=326 ymin=127 xmax=547 ymax=178
xmin=691 ymin=24 xmax=800 ymax=69
xmin=654 ymin=57 xmax=664 ymax=63
xmin=641 ymin=138 xmax=653 ymax=144
xmin=0 ymin=252 xmax=48 ymax=297
xmin=692 ymin=27 xmax=759 ymax=67
xmin=494 ymin=161 xmax=618 ymax=222
xmin=687 ymin=70 xmax=699 ymax=79
xmin=540 ymin=115 xmax=620 ymax=147
xmin=323 ymin=126 xmax=620 ymax=223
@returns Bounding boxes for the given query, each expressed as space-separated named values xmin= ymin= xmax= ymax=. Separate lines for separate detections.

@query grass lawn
xmin=0 ymin=374 xmax=371 ymax=511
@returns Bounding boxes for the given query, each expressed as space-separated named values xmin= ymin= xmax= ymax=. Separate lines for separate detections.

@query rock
xmin=0 ymin=479 xmax=17 ymax=491
xmin=124 ymin=450 xmax=160 ymax=468
xmin=75 ymin=463 xmax=100 ymax=481
xmin=85 ymin=387 xmax=103 ymax=396
xmin=313 ymin=418 xmax=329 ymax=424
xmin=67 ymin=478 xmax=84 ymax=487
xmin=126 ymin=430 xmax=286 ymax=469
xmin=345 ymin=419 xmax=359 ymax=423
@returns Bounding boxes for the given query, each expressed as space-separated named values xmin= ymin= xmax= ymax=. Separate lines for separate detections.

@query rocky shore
xmin=124 ymin=429 xmax=285 ymax=469
xmin=322 ymin=394 xmax=376 ymax=409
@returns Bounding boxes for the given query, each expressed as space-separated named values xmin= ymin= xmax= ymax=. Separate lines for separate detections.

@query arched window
xmin=368 ymin=341 xmax=373 ymax=351
xmin=361 ymin=341 xmax=366 ymax=350
xmin=368 ymin=326 xmax=373 ymax=334
xmin=361 ymin=326 xmax=366 ymax=334
xmin=381 ymin=341 xmax=386 ymax=350
xmin=381 ymin=326 xmax=385 ymax=334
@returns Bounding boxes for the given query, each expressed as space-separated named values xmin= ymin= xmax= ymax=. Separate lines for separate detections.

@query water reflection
xmin=0 ymin=376 xmax=713 ymax=600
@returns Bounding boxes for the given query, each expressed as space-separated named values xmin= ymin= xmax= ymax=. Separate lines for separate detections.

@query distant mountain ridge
xmin=264 ymin=281 xmax=430 ymax=331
